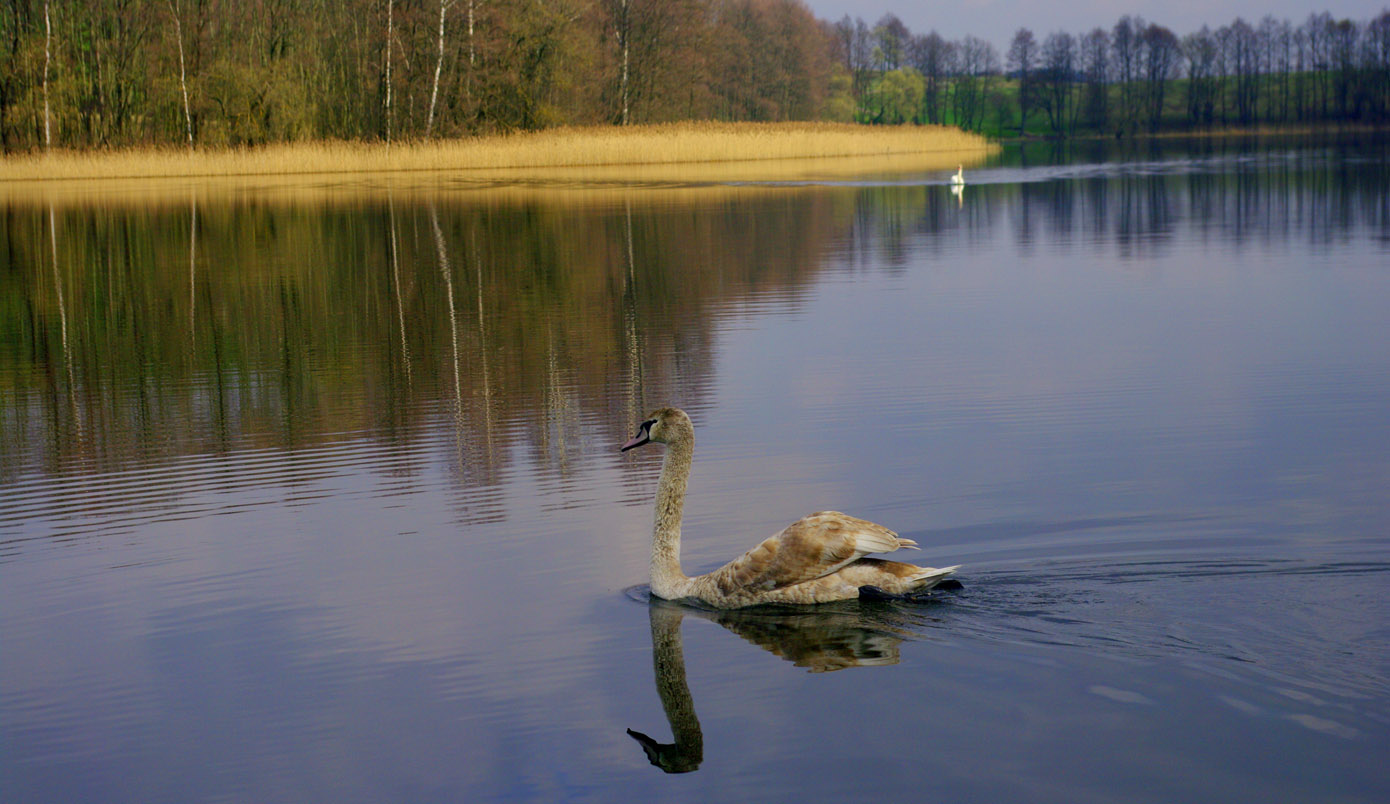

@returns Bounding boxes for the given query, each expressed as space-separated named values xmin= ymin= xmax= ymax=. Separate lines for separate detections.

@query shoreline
xmin=996 ymin=121 xmax=1390 ymax=144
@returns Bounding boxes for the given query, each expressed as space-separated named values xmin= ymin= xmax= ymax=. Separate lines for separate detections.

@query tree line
xmin=1 ymin=1 xmax=1387 ymax=152
xmin=842 ymin=10 xmax=1390 ymax=135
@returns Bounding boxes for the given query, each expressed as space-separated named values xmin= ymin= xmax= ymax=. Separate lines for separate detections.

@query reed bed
xmin=2 ymin=122 xmax=993 ymax=184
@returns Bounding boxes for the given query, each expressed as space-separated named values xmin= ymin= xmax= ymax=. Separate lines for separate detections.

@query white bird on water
xmin=951 ymin=164 xmax=965 ymax=185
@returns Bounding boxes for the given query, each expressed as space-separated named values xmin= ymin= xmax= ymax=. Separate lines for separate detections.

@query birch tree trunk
xmin=168 ymin=0 xmax=194 ymax=147
xmin=465 ymin=0 xmax=480 ymax=109
xmin=385 ymin=0 xmax=394 ymax=145
xmin=43 ymin=0 xmax=51 ymax=148
xmin=618 ymin=0 xmax=630 ymax=124
xmin=427 ymin=0 xmax=456 ymax=137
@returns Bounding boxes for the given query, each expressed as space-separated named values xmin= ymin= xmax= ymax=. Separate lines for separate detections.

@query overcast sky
xmin=801 ymin=1 xmax=1390 ymax=54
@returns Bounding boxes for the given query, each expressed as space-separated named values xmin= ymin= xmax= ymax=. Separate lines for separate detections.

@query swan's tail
xmin=909 ymin=564 xmax=960 ymax=591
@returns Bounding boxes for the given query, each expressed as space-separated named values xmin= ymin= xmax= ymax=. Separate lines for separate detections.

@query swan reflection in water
xmin=627 ymin=592 xmax=952 ymax=773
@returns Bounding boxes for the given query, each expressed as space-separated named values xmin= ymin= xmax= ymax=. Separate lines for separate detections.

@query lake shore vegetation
xmin=0 ymin=122 xmax=993 ymax=190
xmin=1 ymin=2 xmax=1387 ymax=156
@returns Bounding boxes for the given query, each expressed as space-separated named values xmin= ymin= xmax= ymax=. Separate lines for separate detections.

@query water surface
xmin=2 ymin=134 xmax=1387 ymax=803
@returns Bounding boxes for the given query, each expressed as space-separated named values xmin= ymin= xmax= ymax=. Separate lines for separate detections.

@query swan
xmin=951 ymin=164 xmax=965 ymax=185
xmin=621 ymin=408 xmax=959 ymax=608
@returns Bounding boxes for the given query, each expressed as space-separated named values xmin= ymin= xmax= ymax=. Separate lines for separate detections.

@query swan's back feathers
xmin=709 ymin=511 xmax=916 ymax=594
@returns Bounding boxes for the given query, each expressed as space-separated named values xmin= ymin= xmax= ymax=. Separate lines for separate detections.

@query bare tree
xmin=168 ymin=0 xmax=194 ymax=147
xmin=1079 ymin=27 xmax=1109 ymax=130
xmin=427 ymin=0 xmax=458 ymax=136
xmin=1328 ymin=17 xmax=1358 ymax=117
xmin=954 ymin=35 xmax=998 ymax=130
xmin=1292 ymin=24 xmax=1308 ymax=119
xmin=1040 ymin=31 xmax=1075 ymax=135
xmin=385 ymin=0 xmax=394 ymax=144
xmin=1139 ymin=24 xmax=1179 ymax=130
xmin=1111 ymin=15 xmax=1145 ymax=133
xmin=1304 ymin=12 xmax=1332 ymax=118
xmin=874 ymin=13 xmax=908 ymax=71
xmin=909 ymin=31 xmax=953 ymax=124
xmin=600 ymin=0 xmax=706 ymax=124
xmin=1367 ymin=11 xmax=1390 ymax=120
xmin=831 ymin=15 xmax=873 ymax=106
xmin=1227 ymin=18 xmax=1258 ymax=123
xmin=43 ymin=0 xmax=51 ymax=148
xmin=1007 ymin=27 xmax=1038 ymax=135
xmin=1183 ymin=26 xmax=1220 ymax=125
xmin=465 ymin=0 xmax=483 ymax=109
xmin=1271 ymin=17 xmax=1294 ymax=121
xmin=606 ymin=0 xmax=632 ymax=124
xmin=1258 ymin=15 xmax=1280 ymax=120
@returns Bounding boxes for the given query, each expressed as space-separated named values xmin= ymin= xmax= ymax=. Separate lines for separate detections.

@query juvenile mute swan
xmin=622 ymin=408 xmax=959 ymax=608
xmin=951 ymin=164 xmax=965 ymax=185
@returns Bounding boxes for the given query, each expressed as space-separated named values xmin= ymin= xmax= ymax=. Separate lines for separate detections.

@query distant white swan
xmin=621 ymin=408 xmax=959 ymax=608
xmin=951 ymin=164 xmax=965 ymax=185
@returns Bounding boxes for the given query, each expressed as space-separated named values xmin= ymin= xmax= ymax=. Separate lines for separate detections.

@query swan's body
xmin=622 ymin=408 xmax=959 ymax=608
xmin=951 ymin=164 xmax=965 ymax=185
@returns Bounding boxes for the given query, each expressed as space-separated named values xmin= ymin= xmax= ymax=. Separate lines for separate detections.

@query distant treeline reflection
xmin=2 ymin=146 xmax=1384 ymax=482
xmin=862 ymin=136 xmax=1388 ymax=264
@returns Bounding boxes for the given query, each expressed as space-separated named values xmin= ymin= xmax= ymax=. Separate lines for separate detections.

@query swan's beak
xmin=622 ymin=419 xmax=656 ymax=452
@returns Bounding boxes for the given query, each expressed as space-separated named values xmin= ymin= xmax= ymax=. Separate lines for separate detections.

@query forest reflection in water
xmin=3 ymin=142 xmax=1385 ymax=510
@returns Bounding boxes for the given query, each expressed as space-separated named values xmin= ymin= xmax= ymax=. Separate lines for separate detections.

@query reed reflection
xmin=628 ymin=596 xmax=942 ymax=774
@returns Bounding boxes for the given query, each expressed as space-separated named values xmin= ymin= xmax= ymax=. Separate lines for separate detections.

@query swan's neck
xmin=650 ymin=605 xmax=702 ymax=763
xmin=650 ymin=437 xmax=692 ymax=598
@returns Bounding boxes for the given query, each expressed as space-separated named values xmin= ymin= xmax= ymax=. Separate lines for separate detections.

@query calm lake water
xmin=2 ymin=135 xmax=1388 ymax=803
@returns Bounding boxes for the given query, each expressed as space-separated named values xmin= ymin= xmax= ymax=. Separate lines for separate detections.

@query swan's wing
xmin=712 ymin=511 xmax=916 ymax=593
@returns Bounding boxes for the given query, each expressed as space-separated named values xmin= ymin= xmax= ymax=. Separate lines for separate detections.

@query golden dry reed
xmin=2 ymin=122 xmax=993 ymax=182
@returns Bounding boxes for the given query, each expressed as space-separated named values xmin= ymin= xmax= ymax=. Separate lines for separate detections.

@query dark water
xmin=2 ymin=135 xmax=1388 ymax=803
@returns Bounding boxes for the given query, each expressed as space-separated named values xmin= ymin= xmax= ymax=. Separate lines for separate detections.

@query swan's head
xmin=621 ymin=407 xmax=692 ymax=452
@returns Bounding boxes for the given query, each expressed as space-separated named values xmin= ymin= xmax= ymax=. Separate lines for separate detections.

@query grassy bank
xmin=1 ymin=122 xmax=994 ymax=185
